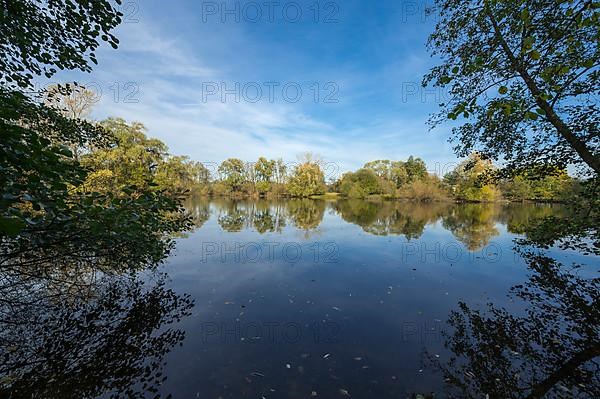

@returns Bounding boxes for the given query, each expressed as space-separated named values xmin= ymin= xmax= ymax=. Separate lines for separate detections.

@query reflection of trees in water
xmin=185 ymin=196 xmax=211 ymax=229
xmin=214 ymin=198 xmax=325 ymax=234
xmin=334 ymin=200 xmax=450 ymax=240
xmin=433 ymin=250 xmax=599 ymax=398
xmin=334 ymin=199 xmax=380 ymax=226
xmin=206 ymin=198 xmax=576 ymax=253
xmin=434 ymin=182 xmax=600 ymax=397
xmin=498 ymin=203 xmax=568 ymax=235
xmin=334 ymin=200 xmax=550 ymax=246
xmin=286 ymin=199 xmax=326 ymax=232
xmin=0 ymin=269 xmax=193 ymax=398
xmin=441 ymin=204 xmax=500 ymax=251
xmin=217 ymin=201 xmax=250 ymax=232
xmin=213 ymin=199 xmax=288 ymax=233
xmin=252 ymin=200 xmax=287 ymax=234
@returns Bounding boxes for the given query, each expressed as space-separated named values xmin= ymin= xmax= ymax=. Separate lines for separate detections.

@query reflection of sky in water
xmin=157 ymin=199 xmax=595 ymax=398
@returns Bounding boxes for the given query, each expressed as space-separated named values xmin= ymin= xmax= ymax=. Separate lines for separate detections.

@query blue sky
xmin=54 ymin=0 xmax=461 ymax=175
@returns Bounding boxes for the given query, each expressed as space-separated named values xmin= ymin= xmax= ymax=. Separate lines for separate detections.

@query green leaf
xmin=526 ymin=111 xmax=538 ymax=121
xmin=529 ymin=50 xmax=541 ymax=60
xmin=583 ymin=59 xmax=594 ymax=68
xmin=499 ymin=86 xmax=508 ymax=95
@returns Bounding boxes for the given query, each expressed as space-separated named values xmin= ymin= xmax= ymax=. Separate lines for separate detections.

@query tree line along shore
xmin=73 ymin=117 xmax=578 ymax=204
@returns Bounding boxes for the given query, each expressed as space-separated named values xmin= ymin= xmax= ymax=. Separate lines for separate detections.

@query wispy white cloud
xmin=51 ymin=2 xmax=458 ymax=175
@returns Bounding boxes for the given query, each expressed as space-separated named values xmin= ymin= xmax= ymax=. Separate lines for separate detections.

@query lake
xmin=147 ymin=198 xmax=597 ymax=398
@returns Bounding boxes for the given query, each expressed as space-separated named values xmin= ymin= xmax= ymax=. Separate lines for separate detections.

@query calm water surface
xmin=149 ymin=198 xmax=597 ymax=398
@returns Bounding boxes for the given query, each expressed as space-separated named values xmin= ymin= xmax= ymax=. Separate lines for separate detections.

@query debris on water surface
xmin=353 ymin=357 xmax=362 ymax=361
xmin=311 ymin=391 xmax=317 ymax=397
xmin=323 ymin=353 xmax=331 ymax=359
xmin=339 ymin=388 xmax=350 ymax=396
xmin=250 ymin=372 xmax=265 ymax=377
xmin=332 ymin=306 xmax=341 ymax=311
xmin=286 ymin=364 xmax=291 ymax=369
